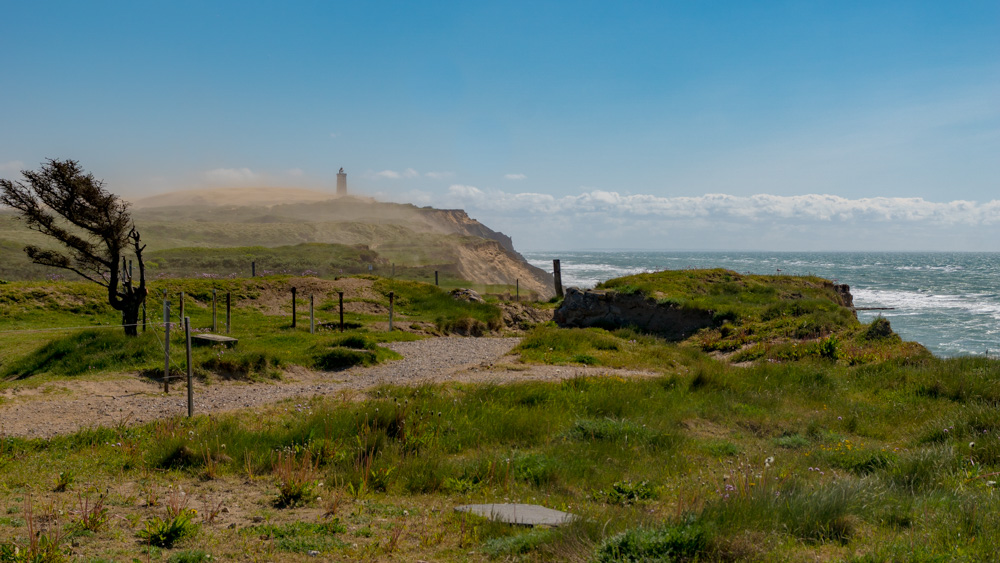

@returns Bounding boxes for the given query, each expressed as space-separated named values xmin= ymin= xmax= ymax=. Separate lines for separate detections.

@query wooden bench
xmin=191 ymin=334 xmax=238 ymax=348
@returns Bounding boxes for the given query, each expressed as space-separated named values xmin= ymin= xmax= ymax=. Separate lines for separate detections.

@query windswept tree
xmin=0 ymin=159 xmax=148 ymax=336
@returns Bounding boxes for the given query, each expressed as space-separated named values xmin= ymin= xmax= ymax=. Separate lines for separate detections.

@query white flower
xmin=970 ymin=442 xmax=976 ymax=448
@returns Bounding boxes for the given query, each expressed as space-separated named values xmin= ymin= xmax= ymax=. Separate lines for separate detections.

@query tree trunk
xmin=122 ymin=299 xmax=142 ymax=337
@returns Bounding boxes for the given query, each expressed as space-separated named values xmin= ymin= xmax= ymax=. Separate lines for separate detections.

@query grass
xmin=2 ymin=353 xmax=1000 ymax=559
xmin=0 ymin=276 xmax=507 ymax=384
xmin=1 ymin=270 xmax=999 ymax=560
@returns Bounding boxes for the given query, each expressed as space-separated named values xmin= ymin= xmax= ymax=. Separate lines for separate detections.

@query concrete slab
xmin=191 ymin=334 xmax=238 ymax=347
xmin=454 ymin=503 xmax=575 ymax=526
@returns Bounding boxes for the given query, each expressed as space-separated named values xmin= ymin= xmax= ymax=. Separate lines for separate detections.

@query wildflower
xmin=837 ymin=416 xmax=842 ymax=420
xmin=970 ymin=442 xmax=976 ymax=448
xmin=764 ymin=456 xmax=774 ymax=467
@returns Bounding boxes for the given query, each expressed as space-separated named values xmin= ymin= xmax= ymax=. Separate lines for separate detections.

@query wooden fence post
xmin=185 ymin=316 xmax=193 ymax=417
xmin=435 ymin=271 xmax=439 ymax=286
xmin=212 ymin=288 xmax=217 ymax=332
xmin=388 ymin=291 xmax=394 ymax=332
xmin=251 ymin=261 xmax=256 ymax=277
xmin=226 ymin=292 xmax=231 ymax=334
xmin=179 ymin=292 xmax=184 ymax=322
xmin=163 ymin=300 xmax=170 ymax=393
xmin=553 ymin=259 xmax=564 ymax=298
xmin=291 ymin=287 xmax=297 ymax=328
xmin=310 ymin=294 xmax=315 ymax=334
xmin=339 ymin=292 xmax=344 ymax=332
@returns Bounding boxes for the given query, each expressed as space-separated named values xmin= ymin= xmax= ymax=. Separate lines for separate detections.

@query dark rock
xmin=834 ymin=284 xmax=854 ymax=308
xmin=450 ymin=288 xmax=485 ymax=303
xmin=554 ymin=287 xmax=714 ymax=339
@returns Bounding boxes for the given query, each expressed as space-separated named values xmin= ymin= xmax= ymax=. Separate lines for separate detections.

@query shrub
xmin=201 ymin=351 xmax=282 ymax=380
xmin=595 ymin=521 xmax=709 ymax=562
xmin=137 ymin=510 xmax=198 ymax=547
xmin=483 ymin=529 xmax=554 ymax=558
xmin=594 ymin=479 xmax=656 ymax=505
xmin=273 ymin=451 xmax=316 ymax=508
xmin=861 ymin=317 xmax=895 ymax=341
xmin=314 ymin=348 xmax=377 ymax=370
xmin=818 ymin=336 xmax=840 ymax=360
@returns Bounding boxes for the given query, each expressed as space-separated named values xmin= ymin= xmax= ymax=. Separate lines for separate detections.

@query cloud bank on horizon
xmin=379 ymin=184 xmax=1000 ymax=252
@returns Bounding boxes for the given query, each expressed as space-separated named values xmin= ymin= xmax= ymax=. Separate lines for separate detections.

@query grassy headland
xmin=1 ymin=269 xmax=998 ymax=561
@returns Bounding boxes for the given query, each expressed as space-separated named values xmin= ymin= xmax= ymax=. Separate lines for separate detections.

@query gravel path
xmin=0 ymin=337 xmax=661 ymax=439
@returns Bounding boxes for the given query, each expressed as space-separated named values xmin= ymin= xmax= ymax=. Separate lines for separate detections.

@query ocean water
xmin=523 ymin=251 xmax=1000 ymax=358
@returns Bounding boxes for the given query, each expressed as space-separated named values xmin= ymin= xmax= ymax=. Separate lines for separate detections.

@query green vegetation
xmin=594 ymin=269 xmax=926 ymax=365
xmin=145 ymin=243 xmax=382 ymax=278
xmin=1 ymin=268 xmax=998 ymax=560
xmin=374 ymin=278 xmax=503 ymax=335
xmin=0 ymin=276 xmax=500 ymax=385
xmin=2 ymin=350 xmax=1000 ymax=559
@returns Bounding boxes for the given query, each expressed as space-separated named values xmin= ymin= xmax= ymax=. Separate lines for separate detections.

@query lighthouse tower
xmin=336 ymin=167 xmax=347 ymax=196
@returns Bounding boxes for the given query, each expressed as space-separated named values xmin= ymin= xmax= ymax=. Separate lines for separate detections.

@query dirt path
xmin=0 ymin=337 xmax=661 ymax=439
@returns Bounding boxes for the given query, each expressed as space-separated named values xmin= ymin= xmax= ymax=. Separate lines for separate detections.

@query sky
xmin=1 ymin=1 xmax=998 ymax=251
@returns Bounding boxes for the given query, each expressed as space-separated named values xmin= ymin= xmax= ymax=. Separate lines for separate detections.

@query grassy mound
xmin=373 ymin=278 xmax=503 ymax=334
xmin=593 ymin=269 xmax=923 ymax=364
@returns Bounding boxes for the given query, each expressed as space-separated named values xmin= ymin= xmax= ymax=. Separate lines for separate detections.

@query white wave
xmin=854 ymin=288 xmax=1000 ymax=319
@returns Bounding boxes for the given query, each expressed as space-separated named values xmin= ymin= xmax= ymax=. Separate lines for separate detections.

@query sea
xmin=523 ymin=251 xmax=1000 ymax=359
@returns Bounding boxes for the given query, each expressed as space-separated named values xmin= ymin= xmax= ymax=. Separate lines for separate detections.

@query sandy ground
xmin=0 ymin=337 xmax=661 ymax=439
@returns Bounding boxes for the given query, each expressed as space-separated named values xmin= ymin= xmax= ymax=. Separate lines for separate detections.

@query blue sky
xmin=1 ymin=1 xmax=998 ymax=251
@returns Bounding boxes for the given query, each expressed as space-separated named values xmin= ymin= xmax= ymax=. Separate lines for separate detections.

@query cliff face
xmin=123 ymin=188 xmax=554 ymax=297
xmin=416 ymin=208 xmax=518 ymax=255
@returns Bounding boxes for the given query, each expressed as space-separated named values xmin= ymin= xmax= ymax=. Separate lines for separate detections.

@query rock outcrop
xmin=554 ymin=287 xmax=715 ymax=340
xmin=834 ymin=284 xmax=855 ymax=309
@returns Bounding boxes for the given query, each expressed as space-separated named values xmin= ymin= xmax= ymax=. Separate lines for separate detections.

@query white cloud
xmin=447 ymin=184 xmax=485 ymax=198
xmin=375 ymin=168 xmax=420 ymax=179
xmin=504 ymin=173 xmax=527 ymax=180
xmin=286 ymin=168 xmax=304 ymax=177
xmin=329 ymin=132 xmax=339 ymax=138
xmin=425 ymin=171 xmax=454 ymax=179
xmin=0 ymin=160 xmax=24 ymax=174
xmin=204 ymin=167 xmax=262 ymax=185
xmin=442 ymin=187 xmax=1000 ymax=226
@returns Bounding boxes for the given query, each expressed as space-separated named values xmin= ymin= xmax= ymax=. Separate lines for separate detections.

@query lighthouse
xmin=336 ymin=167 xmax=347 ymax=196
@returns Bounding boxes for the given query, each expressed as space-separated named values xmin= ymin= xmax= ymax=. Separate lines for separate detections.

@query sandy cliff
xmin=127 ymin=188 xmax=553 ymax=297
